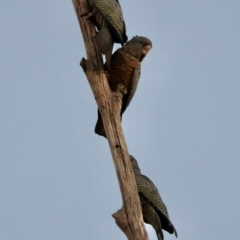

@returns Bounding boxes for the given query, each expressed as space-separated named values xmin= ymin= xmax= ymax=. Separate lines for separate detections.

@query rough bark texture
xmin=72 ymin=0 xmax=149 ymax=239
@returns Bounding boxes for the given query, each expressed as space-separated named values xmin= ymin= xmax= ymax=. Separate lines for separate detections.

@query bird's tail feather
xmin=94 ymin=110 xmax=107 ymax=138
xmin=156 ymin=231 xmax=163 ymax=240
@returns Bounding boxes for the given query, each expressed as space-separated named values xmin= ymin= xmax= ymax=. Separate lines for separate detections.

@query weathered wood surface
xmin=72 ymin=0 xmax=149 ymax=239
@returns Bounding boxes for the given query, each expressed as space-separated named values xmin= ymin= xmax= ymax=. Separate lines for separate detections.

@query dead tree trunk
xmin=72 ymin=0 xmax=149 ymax=239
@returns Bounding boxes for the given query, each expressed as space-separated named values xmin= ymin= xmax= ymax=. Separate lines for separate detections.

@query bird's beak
xmin=142 ymin=44 xmax=152 ymax=55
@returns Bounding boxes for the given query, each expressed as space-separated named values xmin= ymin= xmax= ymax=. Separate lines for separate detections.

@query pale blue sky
xmin=1 ymin=1 xmax=240 ymax=239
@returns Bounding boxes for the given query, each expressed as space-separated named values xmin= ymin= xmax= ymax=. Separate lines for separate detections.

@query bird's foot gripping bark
xmin=80 ymin=6 xmax=98 ymax=19
xmin=80 ymin=11 xmax=88 ymax=17
xmin=94 ymin=111 xmax=107 ymax=138
xmin=113 ymin=83 xmax=127 ymax=99
xmin=102 ymin=66 xmax=109 ymax=79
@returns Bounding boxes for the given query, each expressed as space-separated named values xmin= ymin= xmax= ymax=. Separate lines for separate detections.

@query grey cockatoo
xmin=95 ymin=36 xmax=152 ymax=137
xmin=85 ymin=0 xmax=128 ymax=68
xmin=130 ymin=155 xmax=178 ymax=240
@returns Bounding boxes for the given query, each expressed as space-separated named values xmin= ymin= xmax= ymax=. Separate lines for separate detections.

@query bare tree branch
xmin=72 ymin=0 xmax=149 ymax=239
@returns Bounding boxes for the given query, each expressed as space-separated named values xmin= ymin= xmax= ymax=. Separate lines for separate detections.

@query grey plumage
xmin=86 ymin=0 xmax=127 ymax=68
xmin=130 ymin=155 xmax=178 ymax=240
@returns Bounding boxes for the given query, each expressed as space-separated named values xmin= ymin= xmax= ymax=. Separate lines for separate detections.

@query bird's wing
xmin=121 ymin=67 xmax=141 ymax=115
xmin=137 ymin=175 xmax=178 ymax=237
xmin=94 ymin=0 xmax=126 ymax=43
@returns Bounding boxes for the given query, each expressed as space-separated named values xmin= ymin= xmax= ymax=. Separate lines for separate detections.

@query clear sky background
xmin=1 ymin=1 xmax=240 ymax=240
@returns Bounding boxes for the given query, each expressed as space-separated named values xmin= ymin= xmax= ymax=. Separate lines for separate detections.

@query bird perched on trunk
xmin=95 ymin=36 xmax=152 ymax=137
xmin=84 ymin=0 xmax=128 ymax=68
xmin=130 ymin=155 xmax=178 ymax=240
